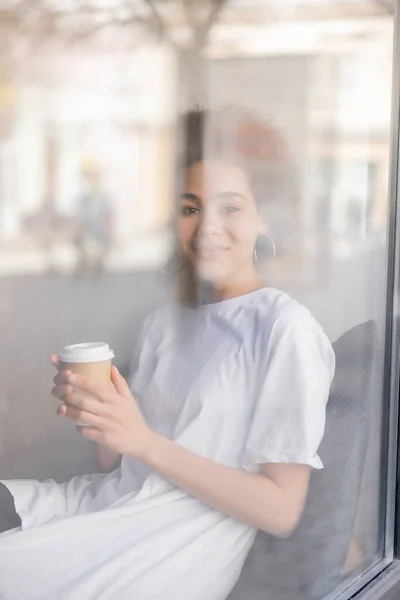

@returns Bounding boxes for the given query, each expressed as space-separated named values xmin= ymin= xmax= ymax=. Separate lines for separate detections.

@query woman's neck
xmin=177 ymin=266 xmax=265 ymax=306
xmin=205 ymin=272 xmax=264 ymax=303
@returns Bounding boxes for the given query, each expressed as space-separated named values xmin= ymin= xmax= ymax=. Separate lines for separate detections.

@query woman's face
xmin=177 ymin=160 xmax=265 ymax=286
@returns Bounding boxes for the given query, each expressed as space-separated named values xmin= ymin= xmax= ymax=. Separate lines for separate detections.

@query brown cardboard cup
xmin=58 ymin=342 xmax=115 ymax=425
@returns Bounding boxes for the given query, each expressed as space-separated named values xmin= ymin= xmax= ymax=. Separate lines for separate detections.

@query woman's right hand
xmin=51 ymin=354 xmax=61 ymax=371
xmin=50 ymin=354 xmax=122 ymax=473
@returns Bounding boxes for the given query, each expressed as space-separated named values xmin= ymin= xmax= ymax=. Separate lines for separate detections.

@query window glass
xmin=0 ymin=1 xmax=396 ymax=600
xmin=200 ymin=2 xmax=394 ymax=598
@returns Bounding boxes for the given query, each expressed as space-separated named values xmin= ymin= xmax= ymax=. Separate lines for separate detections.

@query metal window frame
xmin=349 ymin=0 xmax=400 ymax=598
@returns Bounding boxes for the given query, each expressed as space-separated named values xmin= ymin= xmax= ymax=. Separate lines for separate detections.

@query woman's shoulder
xmin=256 ymin=287 xmax=321 ymax=327
xmin=256 ymin=288 xmax=333 ymax=348
xmin=257 ymin=288 xmax=335 ymax=375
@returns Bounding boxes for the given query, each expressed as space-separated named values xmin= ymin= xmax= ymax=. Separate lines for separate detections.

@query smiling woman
xmin=179 ymin=160 xmax=263 ymax=290
xmin=0 ymin=0 xmax=398 ymax=598
xmin=171 ymin=107 xmax=293 ymax=302
xmin=0 ymin=105 xmax=335 ymax=600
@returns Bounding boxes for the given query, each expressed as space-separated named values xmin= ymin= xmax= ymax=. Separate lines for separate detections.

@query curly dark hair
xmin=179 ymin=106 xmax=295 ymax=214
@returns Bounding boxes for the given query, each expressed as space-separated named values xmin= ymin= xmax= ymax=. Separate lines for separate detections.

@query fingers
xmin=53 ymin=369 xmax=130 ymax=405
xmin=53 ymin=373 xmax=110 ymax=404
xmin=57 ymin=390 xmax=110 ymax=417
xmin=52 ymin=385 xmax=96 ymax=406
xmin=53 ymin=371 xmax=71 ymax=386
xmin=77 ymin=426 xmax=104 ymax=443
xmin=111 ymin=366 xmax=131 ymax=397
xmin=58 ymin=403 xmax=67 ymax=416
xmin=58 ymin=403 xmax=106 ymax=427
xmin=52 ymin=384 xmax=73 ymax=400
xmin=51 ymin=355 xmax=61 ymax=371
xmin=67 ymin=373 xmax=116 ymax=404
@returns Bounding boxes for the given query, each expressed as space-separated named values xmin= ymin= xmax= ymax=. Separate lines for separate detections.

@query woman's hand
xmin=52 ymin=358 xmax=309 ymax=537
xmin=52 ymin=365 xmax=153 ymax=459
xmin=51 ymin=355 xmax=123 ymax=471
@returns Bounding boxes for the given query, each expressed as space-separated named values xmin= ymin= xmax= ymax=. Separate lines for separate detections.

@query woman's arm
xmin=53 ymin=367 xmax=311 ymax=538
xmin=98 ymin=433 xmax=310 ymax=538
xmin=141 ymin=433 xmax=311 ymax=537
xmin=96 ymin=445 xmax=121 ymax=472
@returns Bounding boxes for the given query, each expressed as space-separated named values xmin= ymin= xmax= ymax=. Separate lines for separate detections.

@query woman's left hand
xmin=52 ymin=366 xmax=153 ymax=459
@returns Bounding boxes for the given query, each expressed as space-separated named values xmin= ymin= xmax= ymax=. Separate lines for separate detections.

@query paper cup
xmin=59 ymin=342 xmax=114 ymax=425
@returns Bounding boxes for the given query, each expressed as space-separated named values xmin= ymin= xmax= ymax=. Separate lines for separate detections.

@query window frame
xmin=348 ymin=2 xmax=400 ymax=599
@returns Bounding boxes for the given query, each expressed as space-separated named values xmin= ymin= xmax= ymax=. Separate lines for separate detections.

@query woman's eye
xmin=221 ymin=205 xmax=240 ymax=214
xmin=181 ymin=205 xmax=200 ymax=216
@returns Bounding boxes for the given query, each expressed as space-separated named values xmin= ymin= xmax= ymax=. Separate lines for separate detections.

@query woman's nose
xmin=197 ymin=207 xmax=221 ymax=236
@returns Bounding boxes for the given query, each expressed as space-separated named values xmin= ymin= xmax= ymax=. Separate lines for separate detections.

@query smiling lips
xmin=191 ymin=242 xmax=228 ymax=260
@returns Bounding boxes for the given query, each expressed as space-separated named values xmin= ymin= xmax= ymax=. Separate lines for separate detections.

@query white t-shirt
xmin=0 ymin=288 xmax=335 ymax=600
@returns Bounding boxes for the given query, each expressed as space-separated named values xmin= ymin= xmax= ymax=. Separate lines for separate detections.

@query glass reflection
xmin=0 ymin=1 xmax=395 ymax=599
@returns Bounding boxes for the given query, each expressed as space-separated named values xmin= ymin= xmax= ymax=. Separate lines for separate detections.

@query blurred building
xmin=0 ymin=0 xmax=393 ymax=275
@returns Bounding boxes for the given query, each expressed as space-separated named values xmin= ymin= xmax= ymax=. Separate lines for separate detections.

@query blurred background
xmin=0 ymin=0 xmax=395 ymax=594
xmin=0 ymin=0 xmax=393 ymax=320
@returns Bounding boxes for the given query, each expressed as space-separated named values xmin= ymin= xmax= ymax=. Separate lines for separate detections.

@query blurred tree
xmin=0 ymin=0 xmax=229 ymax=103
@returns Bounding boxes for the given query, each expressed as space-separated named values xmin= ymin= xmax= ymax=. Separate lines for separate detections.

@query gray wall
xmin=0 ymin=270 xmax=171 ymax=482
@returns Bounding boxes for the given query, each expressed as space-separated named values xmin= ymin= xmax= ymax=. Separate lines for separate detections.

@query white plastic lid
xmin=59 ymin=342 xmax=114 ymax=364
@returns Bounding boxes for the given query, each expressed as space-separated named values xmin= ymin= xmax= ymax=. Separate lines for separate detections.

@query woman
xmin=0 ymin=108 xmax=335 ymax=600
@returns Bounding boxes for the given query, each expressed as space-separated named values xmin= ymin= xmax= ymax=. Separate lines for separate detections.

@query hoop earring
xmin=160 ymin=250 xmax=185 ymax=275
xmin=254 ymin=233 xmax=276 ymax=263
xmin=266 ymin=233 xmax=276 ymax=259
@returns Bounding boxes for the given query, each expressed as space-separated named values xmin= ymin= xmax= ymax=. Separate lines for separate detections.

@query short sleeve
xmin=242 ymin=307 xmax=335 ymax=471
